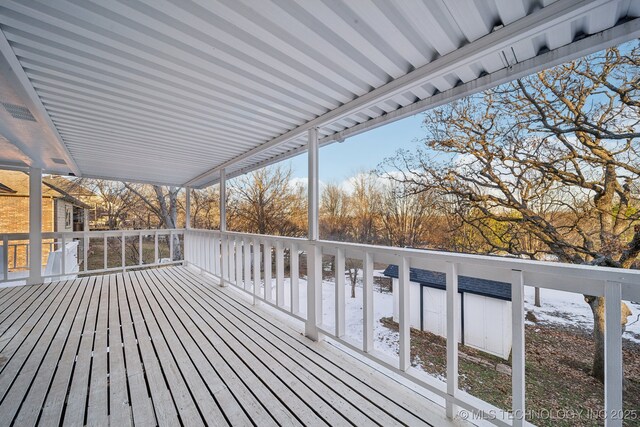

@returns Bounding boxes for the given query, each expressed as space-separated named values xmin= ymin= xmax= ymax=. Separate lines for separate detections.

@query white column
xmin=305 ymin=127 xmax=321 ymax=340
xmin=605 ymin=281 xmax=623 ymax=427
xmin=446 ymin=262 xmax=459 ymax=419
xmin=185 ymin=187 xmax=191 ymax=229
xmin=219 ymin=169 xmax=227 ymax=285
xmin=28 ymin=167 xmax=42 ymax=285
xmin=398 ymin=256 xmax=411 ymax=371
xmin=219 ymin=169 xmax=226 ymax=232
xmin=511 ymin=270 xmax=525 ymax=427
xmin=308 ymin=127 xmax=319 ymax=241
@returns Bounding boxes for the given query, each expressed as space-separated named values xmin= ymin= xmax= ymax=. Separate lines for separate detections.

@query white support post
xmin=335 ymin=247 xmax=345 ymax=338
xmin=605 ymin=281 xmax=623 ymax=427
xmin=446 ymin=262 xmax=459 ymax=419
xmin=398 ymin=256 xmax=410 ymax=371
xmin=219 ymin=169 xmax=226 ymax=232
xmin=308 ymin=127 xmax=319 ymax=241
xmin=28 ymin=167 xmax=42 ymax=285
xmin=511 ymin=270 xmax=525 ymax=427
xmin=305 ymin=127 xmax=321 ymax=340
xmin=275 ymin=241 xmax=284 ymax=307
xmin=305 ymin=244 xmax=322 ymax=340
xmin=363 ymin=251 xmax=374 ymax=352
xmin=83 ymin=209 xmax=89 ymax=272
xmin=185 ymin=187 xmax=191 ymax=229
xmin=290 ymin=242 xmax=299 ymax=315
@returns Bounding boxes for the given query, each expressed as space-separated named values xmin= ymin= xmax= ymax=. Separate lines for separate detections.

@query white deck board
xmin=0 ymin=266 xmax=454 ymax=426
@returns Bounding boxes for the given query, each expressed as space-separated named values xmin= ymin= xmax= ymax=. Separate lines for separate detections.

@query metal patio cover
xmin=0 ymin=0 xmax=638 ymax=187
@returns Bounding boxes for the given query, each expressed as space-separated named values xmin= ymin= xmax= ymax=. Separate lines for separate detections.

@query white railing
xmin=0 ymin=229 xmax=184 ymax=284
xmin=184 ymin=228 xmax=640 ymax=427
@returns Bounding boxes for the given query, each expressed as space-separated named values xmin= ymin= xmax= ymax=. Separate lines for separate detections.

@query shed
xmin=383 ymin=265 xmax=512 ymax=359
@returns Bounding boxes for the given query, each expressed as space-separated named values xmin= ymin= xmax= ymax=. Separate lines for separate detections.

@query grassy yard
xmin=380 ymin=318 xmax=640 ymax=427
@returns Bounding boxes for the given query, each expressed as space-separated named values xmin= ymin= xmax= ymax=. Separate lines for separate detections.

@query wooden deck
xmin=0 ymin=266 xmax=456 ymax=426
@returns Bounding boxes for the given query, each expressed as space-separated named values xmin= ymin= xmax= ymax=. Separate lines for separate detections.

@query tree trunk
xmin=585 ymin=295 xmax=632 ymax=382
xmin=586 ymin=296 xmax=606 ymax=382
xmin=534 ymin=287 xmax=541 ymax=307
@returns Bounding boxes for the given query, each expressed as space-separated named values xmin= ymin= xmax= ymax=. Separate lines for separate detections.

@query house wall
xmin=0 ymin=196 xmax=55 ymax=269
xmin=54 ymin=199 xmax=74 ymax=232
xmin=391 ymin=278 xmax=512 ymax=359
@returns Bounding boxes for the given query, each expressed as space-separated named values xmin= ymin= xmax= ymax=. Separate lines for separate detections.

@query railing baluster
xmin=221 ymin=234 xmax=229 ymax=284
xmin=235 ymin=237 xmax=242 ymax=288
xmin=228 ymin=237 xmax=235 ymax=283
xmin=335 ymin=247 xmax=345 ymax=338
xmin=139 ymin=231 xmax=143 ymax=266
xmin=61 ymin=235 xmax=66 ymax=276
xmin=215 ymin=235 xmax=221 ymax=275
xmin=263 ymin=241 xmax=272 ymax=302
xmin=605 ymin=281 xmax=623 ymax=427
xmin=511 ymin=270 xmax=525 ymax=426
xmin=253 ymin=238 xmax=261 ymax=302
xmin=13 ymin=243 xmax=17 ymax=269
xmin=121 ymin=231 xmax=126 ymax=272
xmin=290 ymin=242 xmax=299 ymax=315
xmin=103 ymin=234 xmax=107 ymax=270
xmin=169 ymin=231 xmax=174 ymax=262
xmin=363 ymin=251 xmax=374 ymax=352
xmin=399 ymin=256 xmax=410 ymax=371
xmin=3 ymin=235 xmax=8 ymax=281
xmin=276 ymin=241 xmax=284 ymax=307
xmin=243 ymin=238 xmax=251 ymax=293
xmin=83 ymin=233 xmax=88 ymax=272
xmin=445 ymin=262 xmax=459 ymax=419
xmin=154 ymin=231 xmax=159 ymax=264
xmin=305 ymin=243 xmax=322 ymax=340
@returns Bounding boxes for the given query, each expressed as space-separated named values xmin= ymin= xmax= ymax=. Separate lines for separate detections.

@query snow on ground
xmin=264 ymin=270 xmax=400 ymax=359
xmin=524 ymin=286 xmax=640 ymax=343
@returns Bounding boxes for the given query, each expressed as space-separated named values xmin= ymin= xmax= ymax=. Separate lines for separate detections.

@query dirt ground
xmin=380 ymin=318 xmax=640 ymax=427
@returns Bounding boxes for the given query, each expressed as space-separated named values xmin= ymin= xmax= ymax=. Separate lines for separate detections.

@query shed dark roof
xmin=383 ymin=265 xmax=511 ymax=301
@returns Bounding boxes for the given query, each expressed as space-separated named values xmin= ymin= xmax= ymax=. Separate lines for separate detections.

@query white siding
xmin=463 ymin=293 xmax=513 ymax=359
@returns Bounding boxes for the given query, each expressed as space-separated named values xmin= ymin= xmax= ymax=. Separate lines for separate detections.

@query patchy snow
xmin=524 ymin=286 xmax=640 ymax=343
xmin=267 ymin=275 xmax=400 ymax=359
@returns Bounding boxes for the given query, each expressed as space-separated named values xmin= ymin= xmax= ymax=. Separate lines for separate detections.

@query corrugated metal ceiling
xmin=0 ymin=0 xmax=638 ymax=187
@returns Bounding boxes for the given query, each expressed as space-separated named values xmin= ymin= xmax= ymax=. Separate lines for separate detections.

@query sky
xmin=288 ymin=113 xmax=425 ymax=184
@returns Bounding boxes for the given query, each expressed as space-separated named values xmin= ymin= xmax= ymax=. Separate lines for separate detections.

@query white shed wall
xmin=391 ymin=278 xmax=512 ymax=359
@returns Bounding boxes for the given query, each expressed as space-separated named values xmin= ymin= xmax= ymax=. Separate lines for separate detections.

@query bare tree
xmin=227 ymin=165 xmax=306 ymax=237
xmin=383 ymin=43 xmax=640 ymax=381
xmin=80 ymin=179 xmax=135 ymax=229
xmin=125 ymin=184 xmax=182 ymax=260
xmin=379 ymin=179 xmax=435 ymax=248
xmin=189 ymin=186 xmax=220 ymax=229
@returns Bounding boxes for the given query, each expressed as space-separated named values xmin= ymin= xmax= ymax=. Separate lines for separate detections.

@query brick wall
xmin=0 ymin=196 xmax=55 ymax=269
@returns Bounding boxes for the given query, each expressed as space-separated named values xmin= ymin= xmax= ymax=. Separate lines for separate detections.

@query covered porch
xmin=1 ymin=1 xmax=640 ymax=426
